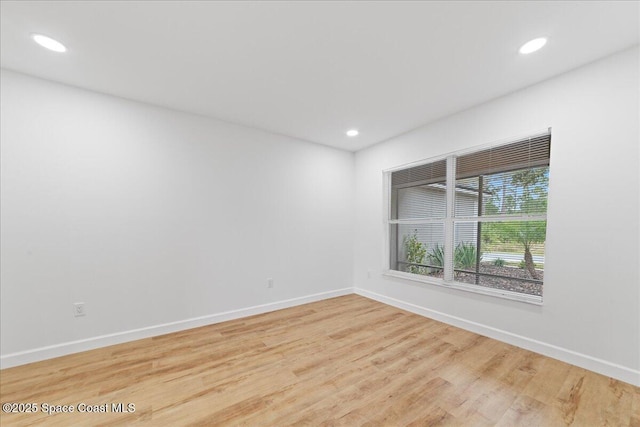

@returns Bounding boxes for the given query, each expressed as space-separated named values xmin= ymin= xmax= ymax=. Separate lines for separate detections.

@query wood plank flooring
xmin=1 ymin=294 xmax=638 ymax=426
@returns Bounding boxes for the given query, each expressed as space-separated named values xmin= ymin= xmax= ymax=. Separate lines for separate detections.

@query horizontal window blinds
xmin=456 ymin=133 xmax=551 ymax=180
xmin=391 ymin=159 xmax=446 ymax=188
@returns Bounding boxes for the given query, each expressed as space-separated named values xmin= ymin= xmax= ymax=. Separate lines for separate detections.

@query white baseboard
xmin=0 ymin=288 xmax=353 ymax=370
xmin=354 ymin=288 xmax=640 ymax=387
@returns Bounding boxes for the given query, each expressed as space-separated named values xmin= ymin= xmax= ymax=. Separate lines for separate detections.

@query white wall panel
xmin=0 ymin=70 xmax=354 ymax=363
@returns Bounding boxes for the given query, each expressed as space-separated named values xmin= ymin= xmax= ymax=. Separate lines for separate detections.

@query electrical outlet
xmin=73 ymin=302 xmax=86 ymax=317
xmin=267 ymin=278 xmax=274 ymax=288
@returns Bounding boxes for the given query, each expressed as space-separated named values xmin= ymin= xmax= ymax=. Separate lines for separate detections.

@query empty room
xmin=1 ymin=1 xmax=638 ymax=425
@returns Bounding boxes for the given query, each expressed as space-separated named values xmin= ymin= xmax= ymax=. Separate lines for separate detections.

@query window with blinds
xmin=386 ymin=131 xmax=551 ymax=303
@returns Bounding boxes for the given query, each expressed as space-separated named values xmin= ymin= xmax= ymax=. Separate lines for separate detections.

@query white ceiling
xmin=1 ymin=1 xmax=638 ymax=151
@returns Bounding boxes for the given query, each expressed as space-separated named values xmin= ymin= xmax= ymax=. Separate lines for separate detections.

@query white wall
xmin=0 ymin=70 xmax=354 ymax=366
xmin=354 ymin=47 xmax=640 ymax=385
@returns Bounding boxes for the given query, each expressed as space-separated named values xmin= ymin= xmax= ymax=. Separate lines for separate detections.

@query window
xmin=385 ymin=131 xmax=551 ymax=304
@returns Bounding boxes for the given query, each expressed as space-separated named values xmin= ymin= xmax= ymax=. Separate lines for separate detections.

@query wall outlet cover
xmin=73 ymin=302 xmax=86 ymax=317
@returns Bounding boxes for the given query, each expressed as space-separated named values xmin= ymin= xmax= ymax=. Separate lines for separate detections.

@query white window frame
xmin=382 ymin=130 xmax=550 ymax=305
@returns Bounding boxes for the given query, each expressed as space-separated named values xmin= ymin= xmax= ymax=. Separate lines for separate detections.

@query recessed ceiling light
xmin=346 ymin=129 xmax=359 ymax=137
xmin=519 ymin=37 xmax=547 ymax=55
xmin=31 ymin=34 xmax=67 ymax=53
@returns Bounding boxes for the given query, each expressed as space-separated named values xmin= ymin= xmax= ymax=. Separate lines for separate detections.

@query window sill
xmin=382 ymin=270 xmax=543 ymax=305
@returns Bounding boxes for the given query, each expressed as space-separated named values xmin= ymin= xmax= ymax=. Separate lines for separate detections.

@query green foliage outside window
xmin=454 ymin=242 xmax=480 ymax=270
xmin=427 ymin=244 xmax=445 ymax=269
xmin=403 ymin=230 xmax=427 ymax=274
xmin=483 ymin=167 xmax=548 ymax=279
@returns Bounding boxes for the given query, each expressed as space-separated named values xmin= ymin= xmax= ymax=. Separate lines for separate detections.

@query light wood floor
xmin=1 ymin=295 xmax=638 ymax=426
